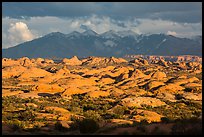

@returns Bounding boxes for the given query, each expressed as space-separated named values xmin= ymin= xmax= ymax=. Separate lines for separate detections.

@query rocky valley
xmin=2 ymin=55 xmax=202 ymax=135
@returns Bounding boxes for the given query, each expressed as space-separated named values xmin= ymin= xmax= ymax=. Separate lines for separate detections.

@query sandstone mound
xmin=2 ymin=58 xmax=20 ymax=67
xmin=187 ymin=62 xmax=202 ymax=70
xmin=47 ymin=66 xmax=58 ymax=73
xmin=32 ymin=83 xmax=64 ymax=93
xmin=44 ymin=59 xmax=54 ymax=64
xmin=183 ymin=83 xmax=202 ymax=92
xmin=109 ymin=57 xmax=128 ymax=64
xmin=18 ymin=67 xmax=52 ymax=80
xmin=2 ymin=89 xmax=24 ymax=97
xmin=87 ymin=91 xmax=110 ymax=98
xmin=156 ymin=83 xmax=185 ymax=93
xmin=182 ymin=92 xmax=202 ymax=101
xmin=171 ymin=76 xmax=199 ymax=85
xmin=129 ymin=69 xmax=146 ymax=79
xmin=121 ymin=97 xmax=166 ymax=108
xmin=45 ymin=106 xmax=70 ymax=114
xmin=129 ymin=58 xmax=149 ymax=66
xmin=98 ymin=78 xmax=115 ymax=85
xmin=176 ymin=62 xmax=187 ymax=70
xmin=157 ymin=59 xmax=168 ymax=67
xmin=17 ymin=57 xmax=34 ymax=67
xmin=82 ymin=56 xmax=127 ymax=66
xmin=110 ymin=119 xmax=133 ymax=125
xmin=151 ymin=71 xmax=167 ymax=80
xmin=61 ymin=87 xmax=86 ymax=97
xmin=81 ymin=65 xmax=115 ymax=77
xmin=62 ymin=56 xmax=82 ymax=65
xmin=56 ymin=66 xmax=71 ymax=75
xmin=132 ymin=109 xmax=164 ymax=123
xmin=146 ymin=81 xmax=165 ymax=90
xmin=2 ymin=65 xmax=27 ymax=79
xmin=156 ymin=92 xmax=176 ymax=102
xmin=184 ymin=83 xmax=202 ymax=88
xmin=35 ymin=58 xmax=45 ymax=64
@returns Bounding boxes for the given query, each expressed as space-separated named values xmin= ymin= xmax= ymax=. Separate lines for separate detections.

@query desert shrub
xmin=83 ymin=110 xmax=102 ymax=122
xmin=175 ymin=94 xmax=184 ymax=100
xmin=71 ymin=107 xmax=83 ymax=114
xmin=55 ymin=121 xmax=69 ymax=131
xmin=18 ymin=110 xmax=36 ymax=121
xmin=140 ymin=119 xmax=148 ymax=124
xmin=7 ymin=120 xmax=25 ymax=131
xmin=137 ymin=125 xmax=146 ymax=133
xmin=161 ymin=117 xmax=171 ymax=123
xmin=112 ymin=105 xmax=126 ymax=116
xmin=119 ymin=131 xmax=130 ymax=135
xmin=82 ymin=103 xmax=97 ymax=111
xmin=78 ymin=118 xmax=100 ymax=133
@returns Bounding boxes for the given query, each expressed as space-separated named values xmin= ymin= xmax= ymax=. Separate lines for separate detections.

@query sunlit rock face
xmin=2 ymin=55 xmax=202 ymax=135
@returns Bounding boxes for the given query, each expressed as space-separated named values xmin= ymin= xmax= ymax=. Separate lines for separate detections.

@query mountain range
xmin=2 ymin=29 xmax=202 ymax=59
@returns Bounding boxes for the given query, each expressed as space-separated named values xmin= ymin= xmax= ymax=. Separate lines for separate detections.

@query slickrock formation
xmin=18 ymin=67 xmax=52 ymax=80
xmin=151 ymin=71 xmax=167 ymax=80
xmin=132 ymin=109 xmax=164 ymax=123
xmin=129 ymin=58 xmax=149 ymax=66
xmin=82 ymin=56 xmax=127 ymax=66
xmin=31 ymin=83 xmax=64 ymax=94
xmin=121 ymin=97 xmax=166 ymax=108
xmin=18 ymin=57 xmax=34 ymax=67
xmin=129 ymin=69 xmax=146 ymax=79
xmin=2 ymin=58 xmax=20 ymax=67
xmin=62 ymin=56 xmax=82 ymax=65
xmin=2 ymin=65 xmax=27 ymax=78
xmin=157 ymin=59 xmax=169 ymax=67
xmin=2 ymin=55 xmax=202 ymax=135
xmin=146 ymin=81 xmax=165 ymax=90
xmin=126 ymin=55 xmax=202 ymax=63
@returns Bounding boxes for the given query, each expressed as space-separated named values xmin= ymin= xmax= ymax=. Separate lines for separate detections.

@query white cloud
xmin=8 ymin=22 xmax=34 ymax=42
xmin=2 ymin=21 xmax=36 ymax=48
xmin=167 ymin=31 xmax=177 ymax=36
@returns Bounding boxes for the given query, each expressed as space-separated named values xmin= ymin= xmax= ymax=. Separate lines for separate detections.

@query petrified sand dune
xmin=146 ymin=81 xmax=165 ymax=90
xmin=2 ymin=55 xmax=202 ymax=135
xmin=18 ymin=67 xmax=52 ymax=80
xmin=62 ymin=56 xmax=82 ymax=65
xmin=156 ymin=83 xmax=185 ymax=94
xmin=151 ymin=71 xmax=167 ymax=80
xmin=2 ymin=58 xmax=20 ymax=67
xmin=82 ymin=56 xmax=127 ymax=66
xmin=31 ymin=83 xmax=64 ymax=93
xmin=121 ymin=97 xmax=166 ymax=108
xmin=132 ymin=109 xmax=164 ymax=123
xmin=2 ymin=65 xmax=27 ymax=78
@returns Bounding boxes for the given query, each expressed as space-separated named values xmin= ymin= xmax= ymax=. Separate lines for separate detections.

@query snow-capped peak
xmin=101 ymin=30 xmax=119 ymax=39
xmin=66 ymin=31 xmax=82 ymax=37
xmin=45 ymin=32 xmax=65 ymax=37
xmin=117 ymin=30 xmax=139 ymax=37
xmin=82 ymin=29 xmax=98 ymax=36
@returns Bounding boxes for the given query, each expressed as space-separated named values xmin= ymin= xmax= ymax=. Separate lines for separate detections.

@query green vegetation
xmin=2 ymin=92 xmax=202 ymax=135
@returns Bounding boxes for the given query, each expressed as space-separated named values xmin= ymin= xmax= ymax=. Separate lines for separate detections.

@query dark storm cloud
xmin=2 ymin=2 xmax=202 ymax=23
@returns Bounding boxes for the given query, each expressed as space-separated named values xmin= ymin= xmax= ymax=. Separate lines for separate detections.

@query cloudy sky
xmin=2 ymin=2 xmax=202 ymax=49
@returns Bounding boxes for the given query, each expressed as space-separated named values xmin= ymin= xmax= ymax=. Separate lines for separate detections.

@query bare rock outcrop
xmin=151 ymin=71 xmax=167 ymax=80
xmin=121 ymin=97 xmax=166 ymax=108
xmin=132 ymin=109 xmax=164 ymax=123
xmin=82 ymin=56 xmax=127 ymax=66
xmin=2 ymin=65 xmax=27 ymax=79
xmin=62 ymin=56 xmax=82 ymax=65
xmin=31 ymin=83 xmax=64 ymax=93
